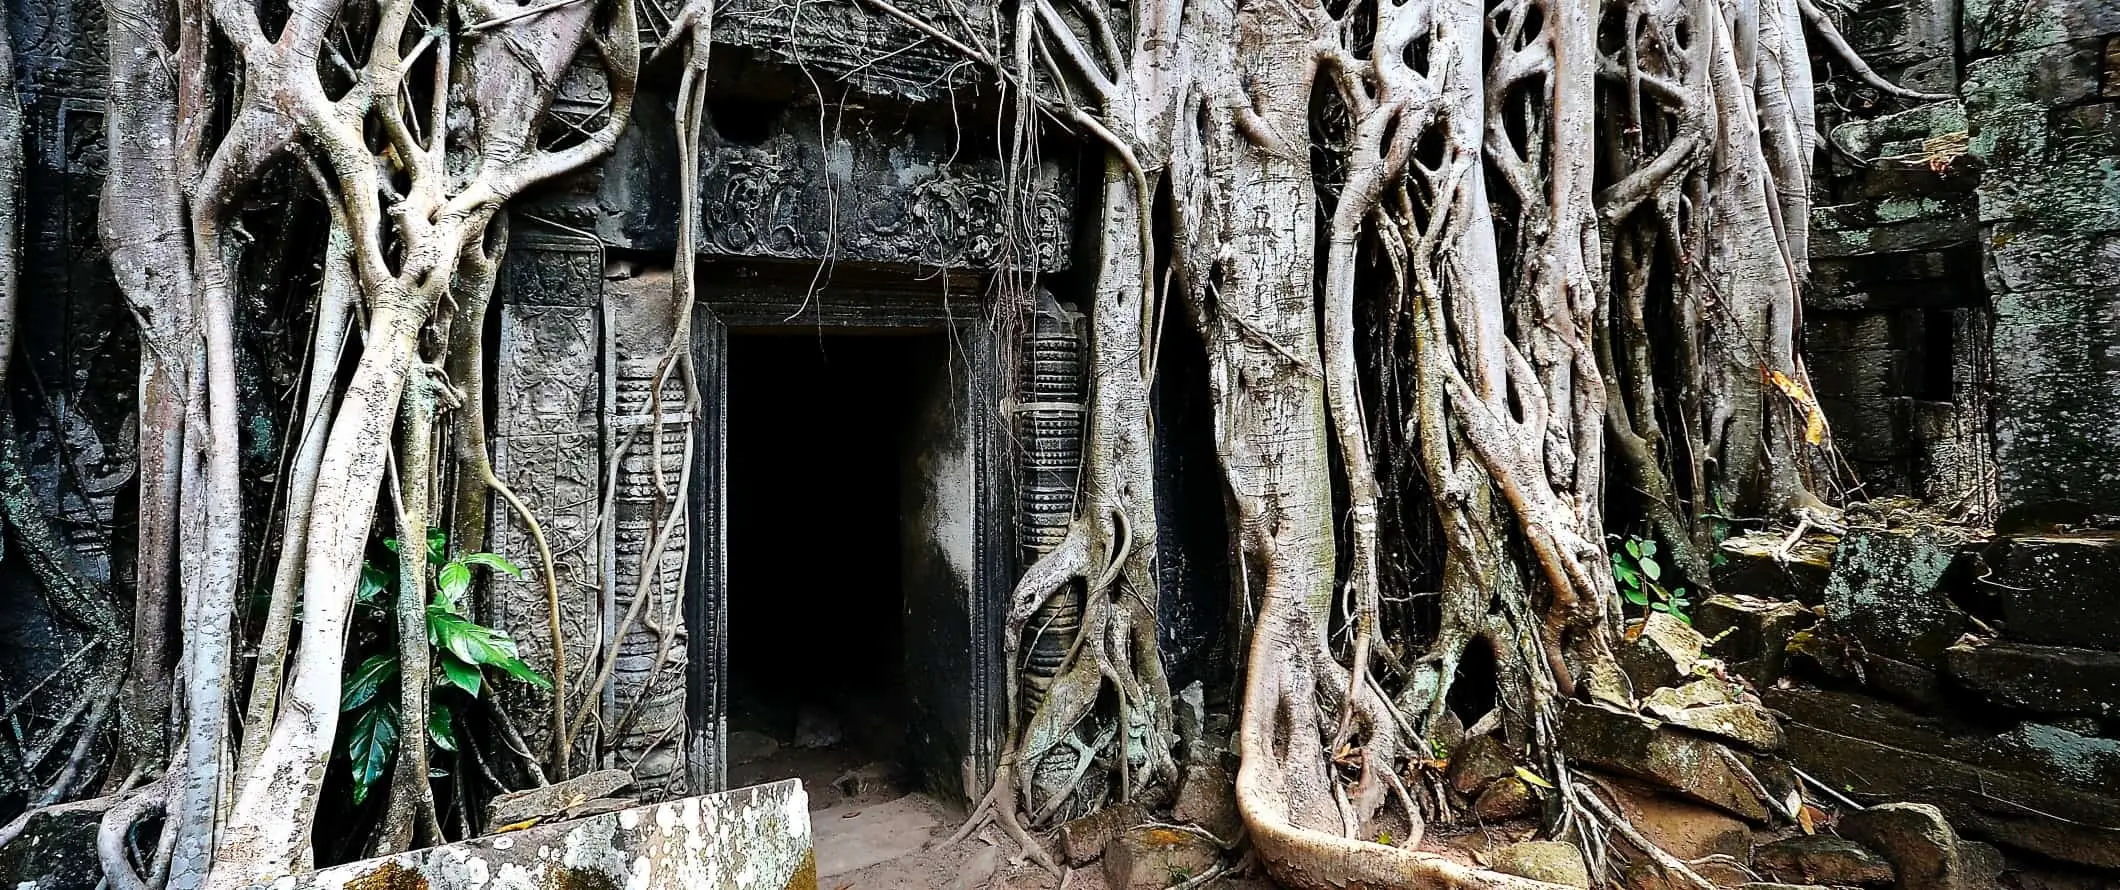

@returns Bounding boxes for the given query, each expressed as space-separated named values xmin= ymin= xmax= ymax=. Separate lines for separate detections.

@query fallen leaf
xmin=1764 ymin=368 xmax=1827 ymax=445
xmin=1513 ymin=766 xmax=1555 ymax=790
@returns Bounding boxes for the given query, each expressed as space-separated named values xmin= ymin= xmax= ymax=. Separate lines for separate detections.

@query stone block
xmin=1172 ymin=763 xmax=1241 ymax=842
xmin=1821 ymin=527 xmax=1968 ymax=664
xmin=1839 ymin=803 xmax=1964 ymax=890
xmin=0 ymin=806 xmax=101 ymax=890
xmin=1768 ymin=688 xmax=2120 ymax=868
xmin=1101 ymin=826 xmax=1220 ymax=889
xmin=1471 ymin=777 xmax=1537 ymax=822
xmin=1754 ymin=835 xmax=1897 ymax=886
xmin=1981 ymin=535 xmax=2120 ymax=648
xmin=274 ymin=779 xmax=814 ymax=890
xmin=1963 ymin=0 xmax=2120 ymax=55
xmin=1715 ymin=532 xmax=1835 ymax=605
xmin=1486 ymin=841 xmax=1590 ymax=889
xmin=1944 ymin=639 xmax=2120 ymax=718
xmin=1642 ymin=680 xmax=1785 ymax=751
xmin=486 ymin=767 xmax=634 ymax=828
xmin=1445 ymin=733 xmax=1518 ymax=797
xmin=1696 ymin=594 xmax=1816 ymax=688
xmin=1617 ymin=613 xmax=1710 ymax=692
xmin=1557 ymin=701 xmax=1773 ymax=821
xmin=1056 ymin=802 xmax=1149 ymax=866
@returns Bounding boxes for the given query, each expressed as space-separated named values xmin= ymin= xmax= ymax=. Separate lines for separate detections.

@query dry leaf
xmin=1764 ymin=368 xmax=1827 ymax=445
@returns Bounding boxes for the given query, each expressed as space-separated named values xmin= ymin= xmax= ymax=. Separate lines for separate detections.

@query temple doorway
xmin=723 ymin=331 xmax=938 ymax=808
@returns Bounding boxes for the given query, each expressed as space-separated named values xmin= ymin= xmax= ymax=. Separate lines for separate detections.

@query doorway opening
xmin=724 ymin=331 xmax=939 ymax=808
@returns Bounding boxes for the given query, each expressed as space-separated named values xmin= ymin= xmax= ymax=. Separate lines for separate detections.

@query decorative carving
xmin=594 ymin=103 xmax=1073 ymax=272
xmin=600 ymin=272 xmax=692 ymax=800
xmin=489 ymin=235 xmax=608 ymax=773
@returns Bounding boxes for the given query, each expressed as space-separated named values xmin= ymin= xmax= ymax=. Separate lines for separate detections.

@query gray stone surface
xmin=1944 ymin=639 xmax=2120 ymax=718
xmin=1695 ymin=594 xmax=1816 ymax=688
xmin=274 ymin=779 xmax=813 ymax=890
xmin=1102 ymin=826 xmax=1221 ymax=889
xmin=1768 ymin=687 xmax=2120 ymax=868
xmin=1839 ymin=803 xmax=1964 ymax=890
xmin=1980 ymin=534 xmax=2120 ymax=649
xmin=1962 ymin=0 xmax=2120 ymax=524
xmin=1821 ymin=527 xmax=1967 ymax=664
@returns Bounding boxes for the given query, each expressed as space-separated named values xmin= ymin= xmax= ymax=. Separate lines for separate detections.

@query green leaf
xmin=346 ymin=704 xmax=399 ymax=806
xmin=439 ymin=656 xmax=483 ymax=697
xmin=1612 ymin=560 xmax=1640 ymax=589
xmin=427 ymin=526 xmax=448 ymax=565
xmin=459 ymin=552 xmax=524 ymax=578
xmin=341 ymin=653 xmax=400 ymax=712
xmin=428 ymin=609 xmax=552 ymax=690
xmin=430 ymin=703 xmax=458 ymax=752
xmin=436 ymin=562 xmax=472 ymax=607
xmin=358 ymin=563 xmax=390 ymax=604
xmin=1622 ymin=586 xmax=1651 ymax=606
xmin=1640 ymin=556 xmax=1662 ymax=582
xmin=1638 ymin=540 xmax=1658 ymax=558
xmin=488 ymin=653 xmax=552 ymax=690
xmin=1514 ymin=766 xmax=1555 ymax=790
xmin=1624 ymin=539 xmax=1641 ymax=559
xmin=383 ymin=537 xmax=401 ymax=553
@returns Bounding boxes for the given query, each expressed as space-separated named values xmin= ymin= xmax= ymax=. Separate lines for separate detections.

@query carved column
xmin=488 ymin=233 xmax=607 ymax=774
xmin=600 ymin=272 xmax=692 ymax=799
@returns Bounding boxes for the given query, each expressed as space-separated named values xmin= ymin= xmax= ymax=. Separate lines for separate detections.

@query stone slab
xmin=1944 ymin=639 xmax=2120 ymax=719
xmin=274 ymin=779 xmax=814 ymax=890
xmin=1981 ymin=535 xmax=2120 ymax=648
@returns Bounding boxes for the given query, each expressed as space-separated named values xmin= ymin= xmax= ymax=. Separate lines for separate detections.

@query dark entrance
xmin=685 ymin=271 xmax=1013 ymax=807
xmin=724 ymin=333 xmax=928 ymax=803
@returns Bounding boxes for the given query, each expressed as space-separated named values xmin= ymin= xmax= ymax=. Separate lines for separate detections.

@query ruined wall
xmin=1961 ymin=0 xmax=2120 ymax=528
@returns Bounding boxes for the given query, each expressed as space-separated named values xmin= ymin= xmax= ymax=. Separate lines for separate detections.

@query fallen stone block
xmin=1102 ymin=826 xmax=1220 ymax=890
xmin=1618 ymin=613 xmax=1710 ymax=693
xmin=1716 ymin=532 xmax=1836 ymax=606
xmin=1445 ymin=732 xmax=1518 ymax=797
xmin=1591 ymin=775 xmax=1752 ymax=862
xmin=275 ymin=778 xmax=813 ymax=890
xmin=1172 ymin=763 xmax=1241 ymax=841
xmin=0 ymin=805 xmax=102 ymax=890
xmin=1486 ymin=841 xmax=1590 ymax=889
xmin=1822 ymin=527 xmax=1968 ymax=665
xmin=485 ymin=767 xmax=634 ymax=828
xmin=1558 ymin=701 xmax=1774 ymax=821
xmin=1695 ymin=594 xmax=1816 ymax=688
xmin=1471 ymin=776 xmax=1536 ymax=822
xmin=1057 ymin=802 xmax=1149 ymax=866
xmin=1754 ymin=835 xmax=1896 ymax=886
xmin=1839 ymin=803 xmax=1964 ymax=890
xmin=1944 ymin=639 xmax=2120 ymax=719
xmin=1643 ymin=680 xmax=1785 ymax=752
xmin=1980 ymin=535 xmax=2120 ymax=650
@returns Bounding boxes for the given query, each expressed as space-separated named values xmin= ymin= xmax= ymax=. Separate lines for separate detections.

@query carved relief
xmin=600 ymin=273 xmax=692 ymax=800
xmin=593 ymin=103 xmax=1073 ymax=273
xmin=489 ymin=238 xmax=608 ymax=774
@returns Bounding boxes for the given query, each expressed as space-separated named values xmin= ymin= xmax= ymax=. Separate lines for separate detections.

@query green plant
xmin=1611 ymin=534 xmax=1692 ymax=624
xmin=338 ymin=530 xmax=548 ymax=804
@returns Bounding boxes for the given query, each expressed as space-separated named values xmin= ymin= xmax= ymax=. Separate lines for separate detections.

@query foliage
xmin=1611 ymin=534 xmax=1693 ymax=624
xmin=338 ymin=530 xmax=545 ymax=805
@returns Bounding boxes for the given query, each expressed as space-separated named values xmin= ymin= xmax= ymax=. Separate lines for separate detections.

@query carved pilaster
xmin=600 ymin=273 xmax=692 ymax=799
xmin=488 ymin=234 xmax=607 ymax=775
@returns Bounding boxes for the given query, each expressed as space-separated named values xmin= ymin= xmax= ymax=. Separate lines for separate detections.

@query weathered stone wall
xmin=1961 ymin=0 xmax=2120 ymax=527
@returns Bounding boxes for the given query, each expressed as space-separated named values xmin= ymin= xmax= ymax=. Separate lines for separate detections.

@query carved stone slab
xmin=593 ymin=101 xmax=1072 ymax=271
xmin=489 ymin=235 xmax=609 ymax=772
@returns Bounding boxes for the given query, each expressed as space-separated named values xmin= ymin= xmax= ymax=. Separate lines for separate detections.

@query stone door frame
xmin=684 ymin=266 xmax=1014 ymax=803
